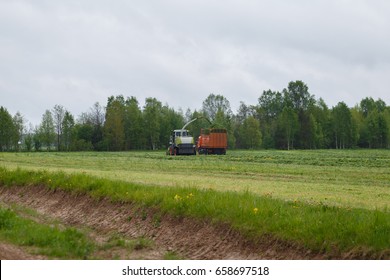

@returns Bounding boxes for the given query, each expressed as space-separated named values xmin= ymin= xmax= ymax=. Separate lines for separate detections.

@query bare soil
xmin=0 ymin=243 xmax=46 ymax=260
xmin=0 ymin=185 xmax=323 ymax=260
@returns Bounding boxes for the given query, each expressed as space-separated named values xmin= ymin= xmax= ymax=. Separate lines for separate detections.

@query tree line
xmin=1 ymin=80 xmax=389 ymax=152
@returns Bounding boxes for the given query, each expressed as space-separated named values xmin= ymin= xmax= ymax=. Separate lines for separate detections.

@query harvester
xmin=167 ymin=117 xmax=202 ymax=155
xmin=167 ymin=117 xmax=228 ymax=155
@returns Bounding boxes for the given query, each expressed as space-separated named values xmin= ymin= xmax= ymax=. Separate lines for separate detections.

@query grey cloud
xmin=1 ymin=0 xmax=389 ymax=125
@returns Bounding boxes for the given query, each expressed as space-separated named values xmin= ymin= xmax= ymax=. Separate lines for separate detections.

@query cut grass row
xmin=1 ymin=167 xmax=389 ymax=259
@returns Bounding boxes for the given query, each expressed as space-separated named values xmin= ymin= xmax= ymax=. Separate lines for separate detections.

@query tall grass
xmin=1 ymin=167 xmax=389 ymax=258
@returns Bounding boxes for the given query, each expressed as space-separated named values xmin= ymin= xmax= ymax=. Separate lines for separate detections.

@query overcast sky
xmin=1 ymin=0 xmax=390 ymax=125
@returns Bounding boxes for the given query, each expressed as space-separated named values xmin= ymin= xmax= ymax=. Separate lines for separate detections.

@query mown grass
xmin=1 ymin=150 xmax=389 ymax=210
xmin=1 ymin=167 xmax=389 ymax=258
xmin=0 ymin=205 xmax=94 ymax=259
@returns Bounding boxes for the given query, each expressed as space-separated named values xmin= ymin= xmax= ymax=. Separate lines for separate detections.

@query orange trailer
xmin=197 ymin=128 xmax=227 ymax=155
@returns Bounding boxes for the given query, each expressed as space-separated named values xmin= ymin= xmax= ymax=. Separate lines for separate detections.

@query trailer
xmin=197 ymin=128 xmax=227 ymax=155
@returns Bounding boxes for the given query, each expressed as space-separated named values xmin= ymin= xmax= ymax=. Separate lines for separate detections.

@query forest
xmin=1 ymin=80 xmax=389 ymax=151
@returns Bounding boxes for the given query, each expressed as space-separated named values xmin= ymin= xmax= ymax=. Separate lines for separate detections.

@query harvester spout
xmin=181 ymin=116 xmax=211 ymax=130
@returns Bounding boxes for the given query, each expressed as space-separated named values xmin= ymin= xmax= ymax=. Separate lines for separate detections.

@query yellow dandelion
xmin=253 ymin=207 xmax=258 ymax=214
xmin=187 ymin=193 xmax=194 ymax=198
xmin=174 ymin=194 xmax=181 ymax=201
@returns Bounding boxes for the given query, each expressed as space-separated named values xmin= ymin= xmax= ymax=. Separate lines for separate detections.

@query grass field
xmin=0 ymin=149 xmax=390 ymax=259
xmin=1 ymin=150 xmax=389 ymax=210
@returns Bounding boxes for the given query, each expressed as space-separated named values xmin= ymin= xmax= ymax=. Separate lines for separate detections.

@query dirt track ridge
xmin=0 ymin=185 xmax=322 ymax=260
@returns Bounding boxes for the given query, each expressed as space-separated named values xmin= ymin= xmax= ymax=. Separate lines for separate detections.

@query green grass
xmin=1 ymin=167 xmax=389 ymax=258
xmin=1 ymin=150 xmax=389 ymax=258
xmin=0 ymin=206 xmax=94 ymax=259
xmin=101 ymin=234 xmax=153 ymax=251
xmin=0 ymin=203 xmax=157 ymax=259
xmin=1 ymin=150 xmax=389 ymax=210
xmin=164 ymin=251 xmax=184 ymax=260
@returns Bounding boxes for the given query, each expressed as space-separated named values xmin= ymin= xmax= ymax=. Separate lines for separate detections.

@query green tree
xmin=75 ymin=103 xmax=105 ymax=151
xmin=0 ymin=106 xmax=15 ymax=151
xmin=309 ymin=98 xmax=332 ymax=148
xmin=215 ymin=109 xmax=235 ymax=148
xmin=89 ymin=102 xmax=105 ymax=150
xmin=62 ymin=111 xmax=75 ymax=151
xmin=24 ymin=124 xmax=34 ymax=152
xmin=256 ymin=90 xmax=283 ymax=148
xmin=235 ymin=102 xmax=251 ymax=124
xmin=202 ymin=93 xmax=233 ymax=121
xmin=366 ymin=110 xmax=388 ymax=148
xmin=360 ymin=97 xmax=376 ymax=117
xmin=240 ymin=116 xmax=262 ymax=149
xmin=143 ymin=97 xmax=162 ymax=150
xmin=235 ymin=102 xmax=254 ymax=148
xmin=104 ymin=97 xmax=125 ymax=151
xmin=159 ymin=105 xmax=184 ymax=149
xmin=52 ymin=104 xmax=65 ymax=151
xmin=331 ymin=102 xmax=356 ymax=149
xmin=277 ymin=106 xmax=299 ymax=150
xmin=283 ymin=81 xmax=315 ymax=112
xmin=257 ymin=90 xmax=283 ymax=120
xmin=377 ymin=112 xmax=388 ymax=148
xmin=33 ymin=125 xmax=42 ymax=151
xmin=124 ymin=97 xmax=143 ymax=149
xmin=357 ymin=98 xmax=388 ymax=148
xmin=202 ymin=94 xmax=235 ymax=148
xmin=283 ymin=81 xmax=316 ymax=148
xmin=39 ymin=110 xmax=55 ymax=151
xmin=351 ymin=106 xmax=365 ymax=147
xmin=72 ymin=123 xmax=94 ymax=151
xmin=12 ymin=112 xmax=25 ymax=151
xmin=385 ymin=108 xmax=390 ymax=148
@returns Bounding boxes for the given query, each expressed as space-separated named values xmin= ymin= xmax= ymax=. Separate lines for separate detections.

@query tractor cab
xmin=168 ymin=129 xmax=196 ymax=155
xmin=172 ymin=129 xmax=190 ymax=139
xmin=170 ymin=130 xmax=186 ymax=144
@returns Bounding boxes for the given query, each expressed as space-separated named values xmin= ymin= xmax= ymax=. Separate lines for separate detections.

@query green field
xmin=1 ymin=150 xmax=389 ymax=210
xmin=1 ymin=150 xmax=390 ymax=258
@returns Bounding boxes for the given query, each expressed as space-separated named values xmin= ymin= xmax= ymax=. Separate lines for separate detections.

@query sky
xmin=1 ymin=0 xmax=390 ymax=125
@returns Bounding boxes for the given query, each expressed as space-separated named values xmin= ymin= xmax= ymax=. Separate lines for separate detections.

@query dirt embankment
xmin=0 ymin=185 xmax=321 ymax=260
